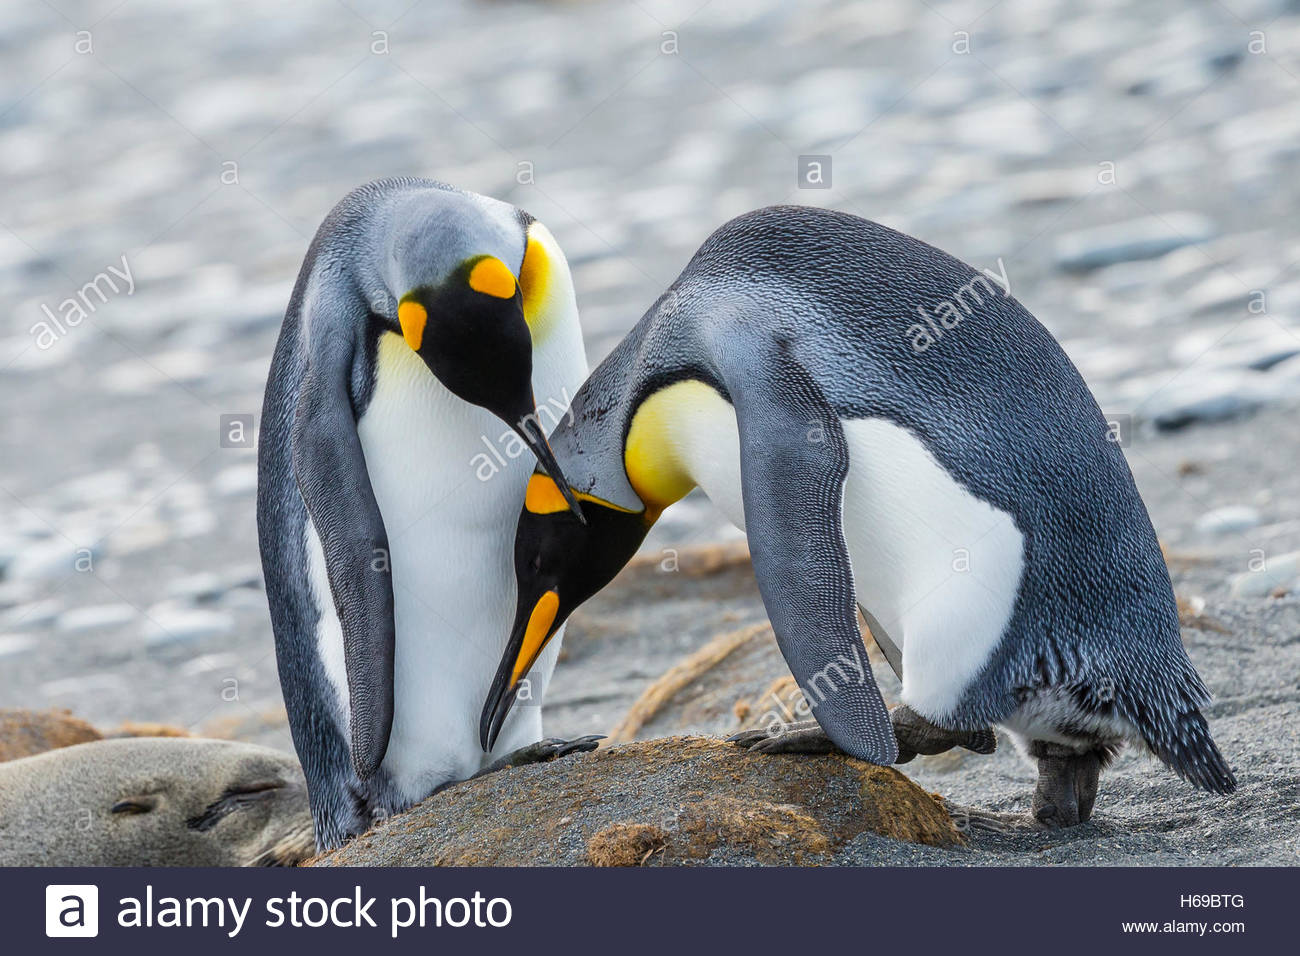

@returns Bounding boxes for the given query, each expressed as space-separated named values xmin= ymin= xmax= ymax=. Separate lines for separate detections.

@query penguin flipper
xmin=729 ymin=343 xmax=898 ymax=766
xmin=292 ymin=332 xmax=395 ymax=781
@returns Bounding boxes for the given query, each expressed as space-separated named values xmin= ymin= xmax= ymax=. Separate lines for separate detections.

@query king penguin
xmin=258 ymin=177 xmax=596 ymax=849
xmin=479 ymin=205 xmax=1237 ymax=828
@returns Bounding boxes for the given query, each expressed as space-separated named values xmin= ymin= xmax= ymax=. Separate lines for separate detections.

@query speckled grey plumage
xmin=257 ymin=178 xmax=538 ymax=849
xmin=551 ymin=204 xmax=1235 ymax=795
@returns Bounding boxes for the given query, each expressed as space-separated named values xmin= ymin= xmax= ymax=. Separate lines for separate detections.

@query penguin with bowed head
xmin=258 ymin=178 xmax=599 ymax=850
xmin=479 ymin=204 xmax=1236 ymax=827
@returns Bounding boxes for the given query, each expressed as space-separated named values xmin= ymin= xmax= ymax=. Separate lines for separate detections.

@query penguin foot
xmin=728 ymin=720 xmax=838 ymax=754
xmin=1030 ymin=742 xmax=1102 ymax=828
xmin=891 ymin=705 xmax=997 ymax=765
xmin=478 ymin=735 xmax=605 ymax=776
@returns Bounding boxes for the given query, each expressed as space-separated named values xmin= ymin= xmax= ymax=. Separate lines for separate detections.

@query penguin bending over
xmin=478 ymin=205 xmax=1237 ymax=827
xmin=258 ymin=178 xmax=597 ymax=850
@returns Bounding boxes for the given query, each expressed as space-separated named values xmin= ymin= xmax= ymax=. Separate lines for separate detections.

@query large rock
xmin=312 ymin=736 xmax=961 ymax=867
xmin=1053 ymin=213 xmax=1216 ymax=271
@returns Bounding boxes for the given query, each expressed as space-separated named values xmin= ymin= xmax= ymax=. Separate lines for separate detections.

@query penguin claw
xmin=553 ymin=735 xmax=605 ymax=758
xmin=527 ymin=735 xmax=604 ymax=761
xmin=479 ymin=735 xmax=605 ymax=776
xmin=894 ymin=747 xmax=918 ymax=765
xmin=728 ymin=720 xmax=838 ymax=755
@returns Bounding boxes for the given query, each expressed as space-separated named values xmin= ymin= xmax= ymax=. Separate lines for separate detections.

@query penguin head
xmin=479 ymin=471 xmax=651 ymax=750
xmin=395 ymin=254 xmax=584 ymax=518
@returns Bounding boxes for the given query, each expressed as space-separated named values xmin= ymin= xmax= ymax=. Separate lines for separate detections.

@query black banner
xmin=11 ymin=866 xmax=1285 ymax=953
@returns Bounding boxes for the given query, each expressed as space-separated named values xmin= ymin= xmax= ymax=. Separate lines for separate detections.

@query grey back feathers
xmin=561 ymin=205 xmax=1234 ymax=792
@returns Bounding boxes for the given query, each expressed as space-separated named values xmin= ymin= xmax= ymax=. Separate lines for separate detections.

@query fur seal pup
xmin=0 ymin=738 xmax=314 ymax=866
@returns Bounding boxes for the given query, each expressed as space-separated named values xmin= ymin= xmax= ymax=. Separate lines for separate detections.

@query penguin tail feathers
xmin=1147 ymin=708 xmax=1237 ymax=795
xmin=1116 ymin=638 xmax=1236 ymax=795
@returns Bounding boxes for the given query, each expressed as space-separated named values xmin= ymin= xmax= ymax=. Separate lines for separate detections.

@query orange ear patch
xmin=468 ymin=256 xmax=517 ymax=299
xmin=397 ymin=300 xmax=427 ymax=351
xmin=525 ymin=473 xmax=571 ymax=515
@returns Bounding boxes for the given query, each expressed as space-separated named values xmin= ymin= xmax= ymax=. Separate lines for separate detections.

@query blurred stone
xmin=1270 ymin=353 xmax=1300 ymax=380
xmin=1195 ymin=506 xmax=1261 ymax=535
xmin=213 ymin=464 xmax=258 ymax=498
xmin=1173 ymin=319 xmax=1300 ymax=373
xmin=40 ymin=672 xmax=129 ymax=698
xmin=1183 ymin=272 xmax=1256 ymax=316
xmin=1230 ymin=551 xmax=1300 ymax=598
xmin=955 ymin=101 xmax=1058 ymax=157
xmin=56 ymin=603 xmax=138 ymax=633
xmin=1 ymin=598 xmax=63 ymax=629
xmin=1055 ymin=214 xmax=1217 ymax=272
xmin=4 ymin=540 xmax=86 ymax=581
xmin=166 ymin=572 xmax=225 ymax=602
xmin=0 ymin=636 xmax=36 ymax=658
xmin=143 ymin=603 xmax=235 ymax=644
xmin=1139 ymin=370 xmax=1296 ymax=431
xmin=52 ymin=470 xmax=134 ymax=507
xmin=99 ymin=350 xmax=211 ymax=394
xmin=1009 ymin=167 xmax=1096 ymax=207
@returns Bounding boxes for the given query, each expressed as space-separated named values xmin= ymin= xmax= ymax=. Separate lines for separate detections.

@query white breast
xmin=673 ymin=401 xmax=1025 ymax=723
xmin=311 ymin=329 xmax=585 ymax=801
xmin=838 ymin=419 xmax=1024 ymax=720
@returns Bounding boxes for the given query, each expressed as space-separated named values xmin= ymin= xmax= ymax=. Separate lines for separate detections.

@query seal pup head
xmin=0 ymin=737 xmax=314 ymax=866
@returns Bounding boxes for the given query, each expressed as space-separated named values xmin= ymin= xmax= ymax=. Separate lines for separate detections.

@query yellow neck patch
xmin=624 ymin=380 xmax=727 ymax=514
xmin=396 ymin=300 xmax=427 ymax=352
xmin=468 ymin=256 xmax=517 ymax=299
xmin=518 ymin=230 xmax=550 ymax=328
xmin=518 ymin=221 xmax=573 ymax=345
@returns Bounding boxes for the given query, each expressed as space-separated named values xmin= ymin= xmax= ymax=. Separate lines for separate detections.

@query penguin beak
xmin=513 ymin=417 xmax=586 ymax=524
xmin=480 ymin=588 xmax=561 ymax=751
